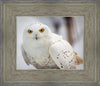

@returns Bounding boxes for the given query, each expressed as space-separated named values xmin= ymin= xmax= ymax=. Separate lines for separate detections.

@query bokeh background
xmin=17 ymin=16 xmax=84 ymax=70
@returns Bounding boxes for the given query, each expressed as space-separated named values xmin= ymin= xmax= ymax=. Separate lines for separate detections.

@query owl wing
xmin=21 ymin=45 xmax=43 ymax=68
xmin=49 ymin=40 xmax=76 ymax=69
xmin=21 ymin=45 xmax=31 ymax=65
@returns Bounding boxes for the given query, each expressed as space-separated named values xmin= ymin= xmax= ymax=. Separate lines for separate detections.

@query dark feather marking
xmin=57 ymin=57 xmax=59 ymax=59
xmin=60 ymin=63 xmax=62 ymax=65
xmin=61 ymin=66 xmax=63 ymax=68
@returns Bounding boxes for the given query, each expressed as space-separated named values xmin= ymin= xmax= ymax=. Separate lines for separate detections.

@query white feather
xmin=49 ymin=40 xmax=76 ymax=69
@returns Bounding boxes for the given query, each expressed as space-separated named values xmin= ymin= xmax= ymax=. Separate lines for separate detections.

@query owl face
xmin=23 ymin=23 xmax=51 ymax=40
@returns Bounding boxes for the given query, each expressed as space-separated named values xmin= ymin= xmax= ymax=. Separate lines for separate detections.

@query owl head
xmin=23 ymin=22 xmax=51 ymax=40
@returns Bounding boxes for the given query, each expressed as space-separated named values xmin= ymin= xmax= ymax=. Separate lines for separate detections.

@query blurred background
xmin=17 ymin=16 xmax=84 ymax=70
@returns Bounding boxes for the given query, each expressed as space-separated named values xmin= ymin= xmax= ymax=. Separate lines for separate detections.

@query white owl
xmin=22 ymin=22 xmax=83 ymax=69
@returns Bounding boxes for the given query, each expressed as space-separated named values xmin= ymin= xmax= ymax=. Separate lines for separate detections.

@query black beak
xmin=35 ymin=34 xmax=38 ymax=40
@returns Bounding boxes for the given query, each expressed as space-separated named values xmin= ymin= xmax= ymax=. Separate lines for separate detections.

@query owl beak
xmin=35 ymin=34 xmax=38 ymax=40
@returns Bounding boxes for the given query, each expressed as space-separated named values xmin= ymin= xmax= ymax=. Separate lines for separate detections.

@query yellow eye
xmin=39 ymin=28 xmax=45 ymax=32
xmin=28 ymin=30 xmax=33 ymax=33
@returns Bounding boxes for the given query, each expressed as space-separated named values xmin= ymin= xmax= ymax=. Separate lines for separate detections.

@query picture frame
xmin=0 ymin=1 xmax=100 ymax=85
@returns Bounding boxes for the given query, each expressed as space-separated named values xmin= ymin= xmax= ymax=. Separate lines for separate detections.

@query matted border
xmin=0 ymin=1 xmax=100 ymax=85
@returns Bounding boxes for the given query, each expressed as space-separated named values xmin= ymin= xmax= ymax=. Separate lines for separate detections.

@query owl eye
xmin=28 ymin=30 xmax=33 ymax=33
xmin=39 ymin=28 xmax=45 ymax=32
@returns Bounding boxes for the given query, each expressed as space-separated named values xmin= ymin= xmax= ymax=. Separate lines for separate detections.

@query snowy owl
xmin=22 ymin=23 xmax=83 ymax=69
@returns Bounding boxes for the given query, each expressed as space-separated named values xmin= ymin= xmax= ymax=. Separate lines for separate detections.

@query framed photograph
xmin=0 ymin=1 xmax=100 ymax=85
xmin=17 ymin=16 xmax=84 ymax=70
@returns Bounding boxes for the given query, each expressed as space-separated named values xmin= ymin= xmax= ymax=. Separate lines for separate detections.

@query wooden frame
xmin=0 ymin=1 xmax=100 ymax=85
